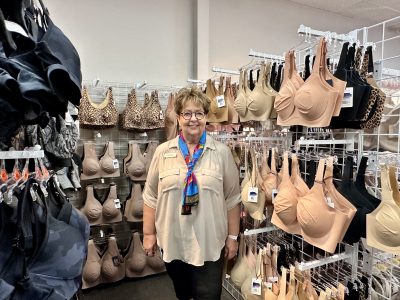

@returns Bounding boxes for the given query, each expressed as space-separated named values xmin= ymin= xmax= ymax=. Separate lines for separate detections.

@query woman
xmin=143 ymin=86 xmax=241 ymax=300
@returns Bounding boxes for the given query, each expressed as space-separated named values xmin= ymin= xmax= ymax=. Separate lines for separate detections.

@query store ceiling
xmin=288 ymin=0 xmax=400 ymax=25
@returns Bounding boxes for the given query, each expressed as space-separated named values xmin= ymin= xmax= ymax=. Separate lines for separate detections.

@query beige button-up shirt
xmin=143 ymin=135 xmax=241 ymax=266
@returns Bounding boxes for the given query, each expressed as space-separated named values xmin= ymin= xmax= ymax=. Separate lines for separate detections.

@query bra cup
xmin=274 ymin=189 xmax=298 ymax=225
xmin=274 ymin=81 xmax=296 ymax=120
xmin=82 ymin=158 xmax=100 ymax=176
xmin=101 ymin=238 xmax=124 ymax=280
xmin=99 ymin=156 xmax=116 ymax=174
xmin=247 ymin=92 xmax=266 ymax=117
xmin=127 ymin=160 xmax=146 ymax=177
xmin=82 ymin=187 xmax=102 ymax=222
xmin=82 ymin=260 xmax=101 ymax=283
xmin=147 ymin=254 xmax=165 ymax=271
xmin=234 ymin=95 xmax=248 ymax=117
xmin=263 ymin=175 xmax=277 ymax=204
xmin=85 ymin=206 xmax=102 ymax=222
xmin=374 ymin=204 xmax=400 ymax=246
xmin=132 ymin=184 xmax=144 ymax=218
xmin=102 ymin=186 xmax=121 ymax=220
xmin=128 ymin=233 xmax=147 ymax=273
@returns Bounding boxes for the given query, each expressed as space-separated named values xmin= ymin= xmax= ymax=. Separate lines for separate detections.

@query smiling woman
xmin=142 ymin=86 xmax=241 ymax=300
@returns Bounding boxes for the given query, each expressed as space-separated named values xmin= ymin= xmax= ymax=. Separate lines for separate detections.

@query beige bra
xmin=205 ymin=76 xmax=229 ymax=123
xmin=367 ymin=165 xmax=400 ymax=255
xmin=78 ymin=86 xmax=118 ymax=127
xmin=123 ymin=141 xmax=158 ymax=181
xmin=260 ymin=147 xmax=278 ymax=206
xmin=124 ymin=183 xmax=144 ymax=222
xmin=81 ymin=141 xmax=120 ymax=180
xmin=226 ymin=77 xmax=240 ymax=124
xmin=80 ymin=184 xmax=122 ymax=225
xmin=234 ymin=70 xmax=250 ymax=122
xmin=230 ymin=235 xmax=257 ymax=288
xmin=164 ymin=93 xmax=179 ymax=140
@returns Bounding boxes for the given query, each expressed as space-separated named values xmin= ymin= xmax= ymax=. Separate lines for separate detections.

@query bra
xmin=82 ymin=236 xmax=125 ymax=289
xmin=241 ymin=148 xmax=266 ymax=221
xmin=235 ymin=63 xmax=276 ymax=122
xmin=78 ymin=86 xmax=118 ymax=127
xmin=125 ymin=231 xmax=165 ymax=278
xmin=145 ymin=90 xmax=165 ymax=129
xmin=80 ymin=184 xmax=122 ymax=225
xmin=271 ymin=152 xmax=309 ymax=235
xmin=260 ymin=147 xmax=278 ymax=206
xmin=206 ymin=76 xmax=229 ymax=123
xmin=225 ymin=77 xmax=240 ymax=124
xmin=81 ymin=141 xmax=120 ymax=180
xmin=164 ymin=93 xmax=179 ymax=140
xmin=124 ymin=183 xmax=144 ymax=222
xmin=367 ymin=165 xmax=400 ymax=254
xmin=123 ymin=141 xmax=158 ymax=181
xmin=230 ymin=235 xmax=257 ymax=289
xmin=275 ymin=38 xmax=345 ymax=127
xmin=241 ymin=248 xmax=263 ymax=300
xmin=234 ymin=69 xmax=250 ymax=122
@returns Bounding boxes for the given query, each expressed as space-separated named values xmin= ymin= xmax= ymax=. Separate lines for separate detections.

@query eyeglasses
xmin=180 ymin=111 xmax=206 ymax=120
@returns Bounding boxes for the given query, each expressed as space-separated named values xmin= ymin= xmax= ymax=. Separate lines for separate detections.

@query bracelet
xmin=228 ymin=234 xmax=238 ymax=241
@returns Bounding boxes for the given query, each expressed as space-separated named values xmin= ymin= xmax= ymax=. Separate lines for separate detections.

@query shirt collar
xmin=168 ymin=133 xmax=216 ymax=150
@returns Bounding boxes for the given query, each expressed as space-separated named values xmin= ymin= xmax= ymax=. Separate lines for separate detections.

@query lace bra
xmin=80 ymin=184 xmax=122 ymax=225
xmin=81 ymin=141 xmax=120 ymax=180
xmin=123 ymin=141 xmax=158 ymax=181
xmin=124 ymin=183 xmax=144 ymax=222
xmin=78 ymin=86 xmax=118 ymax=127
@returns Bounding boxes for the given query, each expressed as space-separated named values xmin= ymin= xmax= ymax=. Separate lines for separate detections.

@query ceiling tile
xmin=337 ymin=1 xmax=400 ymax=23
xmin=288 ymin=0 xmax=364 ymax=14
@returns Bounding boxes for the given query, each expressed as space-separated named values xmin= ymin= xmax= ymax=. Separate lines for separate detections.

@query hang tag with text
xmin=325 ymin=196 xmax=334 ymax=208
xmin=216 ymin=95 xmax=226 ymax=108
xmin=114 ymin=199 xmax=121 ymax=209
xmin=160 ymin=110 xmax=164 ymax=120
xmin=239 ymin=166 xmax=246 ymax=178
xmin=341 ymin=87 xmax=353 ymax=108
xmin=113 ymin=159 xmax=119 ymax=169
xmin=248 ymin=187 xmax=258 ymax=203
xmin=251 ymin=278 xmax=262 ymax=295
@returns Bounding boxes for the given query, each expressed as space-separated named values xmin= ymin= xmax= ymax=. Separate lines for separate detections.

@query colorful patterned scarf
xmin=178 ymin=130 xmax=206 ymax=215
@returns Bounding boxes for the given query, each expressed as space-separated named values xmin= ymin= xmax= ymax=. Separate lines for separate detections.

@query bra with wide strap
xmin=234 ymin=70 xmax=251 ymax=122
xmin=145 ymin=90 xmax=165 ymax=129
xmin=367 ymin=165 xmax=400 ymax=254
xmin=230 ymin=235 xmax=257 ymax=289
xmin=81 ymin=141 xmax=120 ymax=180
xmin=124 ymin=183 xmax=144 ymax=222
xmin=125 ymin=231 xmax=165 ymax=278
xmin=82 ymin=236 xmax=125 ymax=289
xmin=260 ymin=147 xmax=278 ymax=206
xmin=124 ymin=141 xmax=158 ymax=181
xmin=80 ymin=184 xmax=122 ymax=225
xmin=206 ymin=76 xmax=229 ymax=123
xmin=275 ymin=38 xmax=346 ymax=127
xmin=78 ymin=86 xmax=118 ymax=127
xmin=225 ymin=77 xmax=239 ymax=124
xmin=164 ymin=93 xmax=179 ymax=140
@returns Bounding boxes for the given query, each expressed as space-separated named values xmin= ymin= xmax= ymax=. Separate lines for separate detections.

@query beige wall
xmin=46 ymin=0 xmax=384 ymax=84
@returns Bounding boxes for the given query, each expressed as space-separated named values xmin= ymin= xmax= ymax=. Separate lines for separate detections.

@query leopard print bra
xmin=78 ymin=86 xmax=118 ymax=127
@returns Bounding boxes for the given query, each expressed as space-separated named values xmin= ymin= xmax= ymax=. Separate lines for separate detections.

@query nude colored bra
xmin=80 ymin=184 xmax=122 ymax=225
xmin=81 ymin=141 xmax=120 ymax=180
xmin=121 ymin=89 xmax=164 ymax=130
xmin=226 ymin=77 xmax=239 ymax=124
xmin=78 ymin=86 xmax=119 ymax=127
xmin=82 ymin=236 xmax=125 ymax=289
xmin=260 ymin=147 xmax=278 ymax=206
xmin=123 ymin=141 xmax=158 ymax=181
xmin=235 ymin=63 xmax=277 ymax=122
xmin=206 ymin=76 xmax=229 ymax=123
xmin=275 ymin=38 xmax=346 ymax=127
xmin=124 ymin=183 xmax=143 ymax=222
xmin=367 ymin=165 xmax=400 ymax=255
xmin=125 ymin=231 xmax=165 ymax=278
xmin=164 ymin=93 xmax=179 ymax=140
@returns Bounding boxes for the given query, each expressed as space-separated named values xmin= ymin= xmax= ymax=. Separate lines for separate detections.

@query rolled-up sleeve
xmin=143 ymin=147 xmax=161 ymax=209
xmin=222 ymin=147 xmax=241 ymax=210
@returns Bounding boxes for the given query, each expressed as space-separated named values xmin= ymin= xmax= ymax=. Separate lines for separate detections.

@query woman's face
xmin=177 ymin=100 xmax=206 ymax=141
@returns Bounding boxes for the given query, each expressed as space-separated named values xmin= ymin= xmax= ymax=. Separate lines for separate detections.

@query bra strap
xmin=342 ymin=156 xmax=354 ymax=183
xmin=315 ymin=158 xmax=325 ymax=183
xmin=218 ymin=76 xmax=224 ymax=95
xmin=283 ymin=52 xmax=290 ymax=81
xmin=367 ymin=46 xmax=374 ymax=73
xmin=311 ymin=38 xmax=325 ymax=75
xmin=337 ymin=42 xmax=349 ymax=70
xmin=356 ymin=156 xmax=368 ymax=183
xmin=282 ymin=151 xmax=290 ymax=179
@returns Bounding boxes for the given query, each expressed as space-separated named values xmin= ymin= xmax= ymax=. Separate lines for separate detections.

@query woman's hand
xmin=225 ymin=238 xmax=239 ymax=260
xmin=143 ymin=233 xmax=157 ymax=257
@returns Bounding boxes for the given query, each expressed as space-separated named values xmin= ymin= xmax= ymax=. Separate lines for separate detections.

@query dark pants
xmin=165 ymin=251 xmax=224 ymax=300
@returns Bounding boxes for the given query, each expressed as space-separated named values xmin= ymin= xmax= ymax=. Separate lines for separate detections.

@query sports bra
xmin=124 ymin=141 xmax=159 ymax=181
xmin=81 ymin=141 xmax=120 ymax=180
xmin=78 ymin=86 xmax=119 ymax=127
xmin=206 ymin=76 xmax=229 ymax=123
xmin=82 ymin=236 xmax=125 ymax=289
xmin=241 ymin=248 xmax=263 ymax=300
xmin=275 ymin=38 xmax=346 ymax=127
xmin=124 ymin=183 xmax=144 ymax=222
xmin=164 ymin=93 xmax=179 ymax=140
xmin=234 ymin=69 xmax=250 ymax=121
xmin=145 ymin=90 xmax=165 ymax=129
xmin=125 ymin=231 xmax=165 ymax=278
xmin=271 ymin=152 xmax=308 ymax=235
xmin=241 ymin=148 xmax=266 ymax=221
xmin=225 ymin=76 xmax=240 ymax=124
xmin=260 ymin=147 xmax=278 ymax=206
xmin=80 ymin=184 xmax=122 ymax=225
xmin=367 ymin=165 xmax=400 ymax=254
xmin=235 ymin=63 xmax=276 ymax=122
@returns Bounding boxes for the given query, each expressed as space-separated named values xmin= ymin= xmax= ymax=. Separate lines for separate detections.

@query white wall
xmin=46 ymin=0 xmax=385 ymax=84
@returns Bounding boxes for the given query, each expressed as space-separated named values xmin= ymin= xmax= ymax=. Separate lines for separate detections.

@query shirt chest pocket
xmin=199 ymin=169 xmax=223 ymax=194
xmin=159 ymin=168 xmax=181 ymax=193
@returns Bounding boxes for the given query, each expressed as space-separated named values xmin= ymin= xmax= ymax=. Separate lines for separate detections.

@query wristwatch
xmin=228 ymin=234 xmax=239 ymax=241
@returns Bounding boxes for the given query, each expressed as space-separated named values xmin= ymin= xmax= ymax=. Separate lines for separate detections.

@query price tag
xmin=114 ymin=199 xmax=121 ymax=209
xmin=248 ymin=187 xmax=258 ymax=203
xmin=265 ymin=282 xmax=273 ymax=289
xmin=216 ymin=95 xmax=226 ymax=108
xmin=251 ymin=278 xmax=262 ymax=295
xmin=100 ymin=229 xmax=104 ymax=238
xmin=268 ymin=276 xmax=279 ymax=283
xmin=341 ymin=87 xmax=353 ymax=108
xmin=101 ymin=178 xmax=105 ymax=184
xmin=159 ymin=110 xmax=164 ymax=120
xmin=239 ymin=166 xmax=246 ymax=178
xmin=113 ymin=159 xmax=119 ymax=169
xmin=325 ymin=196 xmax=335 ymax=208
xmin=272 ymin=189 xmax=279 ymax=204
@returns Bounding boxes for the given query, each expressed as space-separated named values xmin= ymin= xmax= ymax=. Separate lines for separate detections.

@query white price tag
xmin=248 ymin=187 xmax=258 ymax=203
xmin=100 ymin=229 xmax=104 ymax=238
xmin=216 ymin=95 xmax=226 ymax=108
xmin=272 ymin=189 xmax=279 ymax=204
xmin=325 ymin=196 xmax=335 ymax=208
xmin=159 ymin=110 xmax=164 ymax=120
xmin=113 ymin=159 xmax=119 ymax=169
xmin=341 ymin=87 xmax=353 ymax=108
xmin=251 ymin=278 xmax=262 ymax=295
xmin=265 ymin=282 xmax=273 ymax=289
xmin=268 ymin=276 xmax=279 ymax=283
xmin=239 ymin=166 xmax=246 ymax=178
xmin=114 ymin=198 xmax=121 ymax=209
xmin=101 ymin=178 xmax=105 ymax=184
